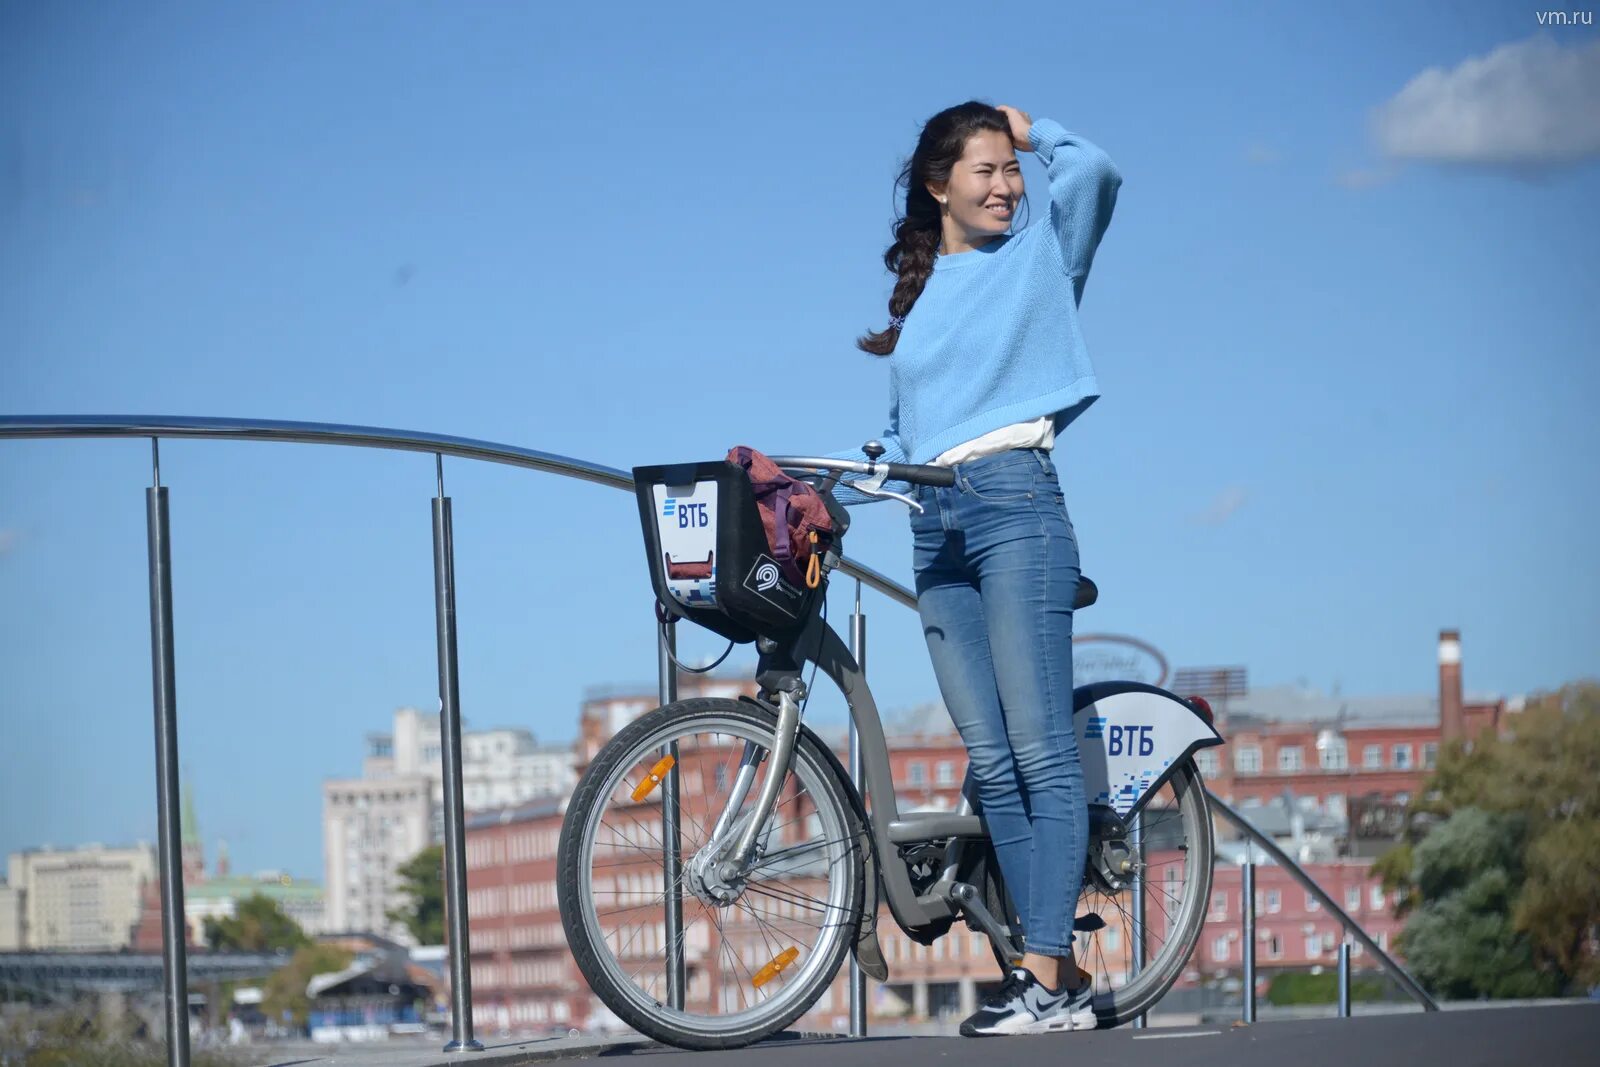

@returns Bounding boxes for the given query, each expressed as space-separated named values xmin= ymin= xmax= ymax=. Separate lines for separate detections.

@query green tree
xmin=387 ymin=844 xmax=445 ymax=944
xmin=263 ymin=943 xmax=353 ymax=1032
xmin=202 ymin=894 xmax=310 ymax=952
xmin=1377 ymin=680 xmax=1600 ymax=996
xmin=1394 ymin=808 xmax=1561 ymax=998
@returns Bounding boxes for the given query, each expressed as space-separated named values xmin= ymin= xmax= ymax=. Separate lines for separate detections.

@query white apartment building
xmin=360 ymin=707 xmax=577 ymax=819
xmin=0 ymin=880 xmax=24 ymax=950
xmin=6 ymin=843 xmax=157 ymax=950
xmin=321 ymin=776 xmax=433 ymax=941
xmin=322 ymin=707 xmax=577 ymax=942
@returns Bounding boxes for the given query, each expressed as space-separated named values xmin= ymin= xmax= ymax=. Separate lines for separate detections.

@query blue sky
xmin=3 ymin=2 xmax=1597 ymax=883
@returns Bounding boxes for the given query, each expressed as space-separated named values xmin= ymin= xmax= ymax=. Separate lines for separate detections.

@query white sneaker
xmin=959 ymin=967 xmax=1097 ymax=1036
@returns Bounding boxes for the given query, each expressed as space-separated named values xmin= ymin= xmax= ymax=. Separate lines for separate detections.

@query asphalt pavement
xmin=250 ymin=1002 xmax=1599 ymax=1067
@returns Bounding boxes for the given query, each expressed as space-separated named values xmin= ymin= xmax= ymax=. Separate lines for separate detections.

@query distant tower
xmin=181 ymin=781 xmax=206 ymax=886
xmin=216 ymin=839 xmax=231 ymax=879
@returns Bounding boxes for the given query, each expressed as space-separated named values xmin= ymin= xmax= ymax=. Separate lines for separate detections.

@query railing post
xmin=1241 ymin=859 xmax=1256 ymax=1024
xmin=146 ymin=439 xmax=191 ymax=1067
xmin=1130 ymin=810 xmax=1146 ymax=1028
xmin=658 ymin=616 xmax=685 ymax=1010
xmin=847 ymin=579 xmax=867 ymax=1038
xmin=433 ymin=457 xmax=483 ymax=1053
xmin=1338 ymin=936 xmax=1351 ymax=1018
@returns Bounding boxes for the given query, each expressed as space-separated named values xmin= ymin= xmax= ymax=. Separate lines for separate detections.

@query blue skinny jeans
xmin=909 ymin=447 xmax=1087 ymax=957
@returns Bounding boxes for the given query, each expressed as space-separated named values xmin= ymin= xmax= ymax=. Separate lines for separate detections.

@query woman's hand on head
xmin=996 ymin=105 xmax=1034 ymax=152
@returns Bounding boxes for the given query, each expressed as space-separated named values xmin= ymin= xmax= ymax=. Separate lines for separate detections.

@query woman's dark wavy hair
xmin=857 ymin=100 xmax=1031 ymax=357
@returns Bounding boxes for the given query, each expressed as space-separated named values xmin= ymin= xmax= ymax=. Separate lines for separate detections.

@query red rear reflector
xmin=1188 ymin=696 xmax=1214 ymax=723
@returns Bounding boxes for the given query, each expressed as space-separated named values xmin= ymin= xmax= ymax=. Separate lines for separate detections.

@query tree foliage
xmin=1377 ymin=680 xmax=1600 ymax=996
xmin=202 ymin=894 xmax=310 ymax=952
xmin=386 ymin=844 xmax=445 ymax=945
xmin=262 ymin=943 xmax=354 ymax=1032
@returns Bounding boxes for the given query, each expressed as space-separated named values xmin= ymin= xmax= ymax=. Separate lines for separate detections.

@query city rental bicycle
xmin=556 ymin=445 xmax=1224 ymax=1049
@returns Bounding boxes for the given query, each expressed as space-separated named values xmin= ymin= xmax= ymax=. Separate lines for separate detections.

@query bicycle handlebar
xmin=765 ymin=455 xmax=956 ymax=488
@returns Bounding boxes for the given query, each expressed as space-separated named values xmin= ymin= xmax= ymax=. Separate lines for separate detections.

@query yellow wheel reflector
xmin=751 ymin=947 xmax=799 ymax=988
xmin=631 ymin=754 xmax=677 ymax=801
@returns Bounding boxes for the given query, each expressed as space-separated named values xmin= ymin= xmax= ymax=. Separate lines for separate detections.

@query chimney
xmin=1439 ymin=629 xmax=1464 ymax=741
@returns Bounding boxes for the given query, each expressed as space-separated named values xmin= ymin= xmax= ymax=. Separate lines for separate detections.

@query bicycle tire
xmin=557 ymin=697 xmax=866 ymax=1050
xmin=976 ymin=758 xmax=1214 ymax=1027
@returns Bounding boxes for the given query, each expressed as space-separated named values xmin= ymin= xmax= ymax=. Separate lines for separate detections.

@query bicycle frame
xmin=706 ymin=604 xmax=1226 ymax=935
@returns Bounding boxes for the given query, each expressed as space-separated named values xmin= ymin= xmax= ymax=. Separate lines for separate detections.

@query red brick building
xmin=464 ymin=629 xmax=1513 ymax=1033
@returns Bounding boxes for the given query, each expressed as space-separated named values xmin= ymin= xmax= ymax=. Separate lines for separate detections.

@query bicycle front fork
xmin=713 ymin=687 xmax=803 ymax=880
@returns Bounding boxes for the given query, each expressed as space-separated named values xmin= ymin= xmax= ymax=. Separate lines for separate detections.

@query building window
xmin=1211 ymin=891 xmax=1227 ymax=918
xmin=1370 ymin=885 xmax=1385 ymax=910
xmin=1306 ymin=892 xmax=1320 ymax=911
xmin=1345 ymin=887 xmax=1362 ymax=912
xmin=1305 ymin=934 xmax=1322 ymax=959
xmin=907 ymin=761 xmax=926 ymax=786
xmin=1266 ymin=889 xmax=1281 ymax=914
xmin=1319 ymin=738 xmax=1348 ymax=770
xmin=1267 ymin=932 xmax=1282 ymax=959
xmin=1326 ymin=793 xmax=1346 ymax=818
xmin=1278 ymin=746 xmax=1304 ymax=773
xmin=1362 ymin=744 xmax=1383 ymax=769
xmin=714 ymin=765 xmax=728 ymax=793
xmin=1106 ymin=925 xmax=1121 ymax=951
xmin=1377 ymin=931 xmax=1388 ymax=951
xmin=1212 ymin=935 xmax=1230 ymax=962
xmin=935 ymin=761 xmax=955 ymax=785
xmin=1235 ymin=746 xmax=1261 ymax=774
xmin=1423 ymin=742 xmax=1439 ymax=769
xmin=1195 ymin=749 xmax=1220 ymax=777
xmin=1393 ymin=745 xmax=1412 ymax=770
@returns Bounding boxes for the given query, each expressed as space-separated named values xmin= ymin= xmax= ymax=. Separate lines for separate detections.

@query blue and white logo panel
xmin=652 ymin=480 xmax=719 ymax=609
xmin=1077 ymin=690 xmax=1221 ymax=817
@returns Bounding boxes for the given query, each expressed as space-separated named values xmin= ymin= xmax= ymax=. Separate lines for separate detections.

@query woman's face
xmin=930 ymin=129 xmax=1025 ymax=246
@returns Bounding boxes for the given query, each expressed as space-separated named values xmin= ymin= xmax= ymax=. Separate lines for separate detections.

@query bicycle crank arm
xmin=948 ymin=882 xmax=1022 ymax=967
xmin=718 ymin=689 xmax=801 ymax=878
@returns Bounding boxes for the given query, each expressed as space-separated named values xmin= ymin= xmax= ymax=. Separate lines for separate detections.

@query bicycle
xmin=555 ymin=445 xmax=1225 ymax=1049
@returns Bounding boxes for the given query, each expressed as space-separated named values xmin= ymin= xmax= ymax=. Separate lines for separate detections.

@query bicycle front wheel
xmin=556 ymin=697 xmax=866 ymax=1050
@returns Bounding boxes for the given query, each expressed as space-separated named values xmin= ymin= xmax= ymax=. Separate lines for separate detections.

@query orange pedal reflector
xmin=631 ymin=754 xmax=677 ymax=801
xmin=751 ymin=946 xmax=799 ymax=988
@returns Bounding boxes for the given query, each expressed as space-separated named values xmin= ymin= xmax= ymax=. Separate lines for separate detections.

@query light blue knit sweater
xmin=829 ymin=117 xmax=1121 ymax=506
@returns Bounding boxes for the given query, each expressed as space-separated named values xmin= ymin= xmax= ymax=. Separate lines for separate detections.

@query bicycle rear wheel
xmin=980 ymin=759 xmax=1213 ymax=1026
xmin=557 ymin=697 xmax=866 ymax=1050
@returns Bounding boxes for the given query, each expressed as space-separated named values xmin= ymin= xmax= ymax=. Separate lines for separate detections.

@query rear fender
xmin=1074 ymin=681 xmax=1224 ymax=819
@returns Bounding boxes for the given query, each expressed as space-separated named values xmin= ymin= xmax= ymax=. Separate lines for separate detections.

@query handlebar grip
xmin=884 ymin=462 xmax=956 ymax=487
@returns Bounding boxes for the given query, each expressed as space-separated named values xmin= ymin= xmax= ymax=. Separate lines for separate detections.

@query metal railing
xmin=0 ymin=413 xmax=1435 ymax=1065
xmin=1209 ymin=796 xmax=1438 ymax=1015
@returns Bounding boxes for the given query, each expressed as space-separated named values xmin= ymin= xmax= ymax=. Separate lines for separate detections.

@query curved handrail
xmin=0 ymin=415 xmax=917 ymax=609
xmin=1209 ymin=793 xmax=1439 ymax=1010
xmin=0 ymin=413 xmax=1435 ymax=1012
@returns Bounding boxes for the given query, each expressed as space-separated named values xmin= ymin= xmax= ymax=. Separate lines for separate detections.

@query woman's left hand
xmin=996 ymin=104 xmax=1034 ymax=152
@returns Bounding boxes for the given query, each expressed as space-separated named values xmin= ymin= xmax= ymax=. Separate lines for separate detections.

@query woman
xmin=831 ymin=100 xmax=1121 ymax=1036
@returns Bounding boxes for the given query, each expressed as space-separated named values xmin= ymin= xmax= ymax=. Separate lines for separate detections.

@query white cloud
xmin=1245 ymin=143 xmax=1281 ymax=165
xmin=1192 ymin=486 xmax=1249 ymax=527
xmin=1372 ymin=35 xmax=1600 ymax=168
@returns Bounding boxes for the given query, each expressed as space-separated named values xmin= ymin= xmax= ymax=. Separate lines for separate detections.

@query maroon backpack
xmin=727 ymin=445 xmax=835 ymax=588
